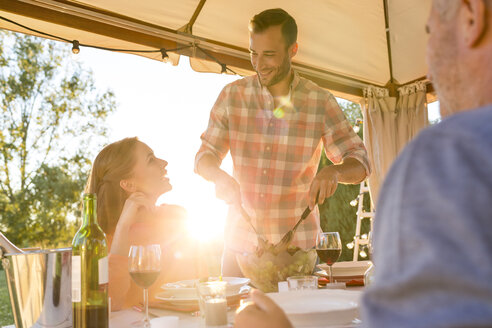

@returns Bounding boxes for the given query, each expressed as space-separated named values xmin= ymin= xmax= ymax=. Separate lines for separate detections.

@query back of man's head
xmin=249 ymin=8 xmax=297 ymax=47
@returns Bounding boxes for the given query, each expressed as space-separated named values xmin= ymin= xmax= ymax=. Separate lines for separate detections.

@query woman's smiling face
xmin=128 ymin=141 xmax=172 ymax=198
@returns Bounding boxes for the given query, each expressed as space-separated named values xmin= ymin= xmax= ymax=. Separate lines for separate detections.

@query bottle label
xmin=72 ymin=255 xmax=81 ymax=302
xmin=99 ymin=256 xmax=108 ymax=285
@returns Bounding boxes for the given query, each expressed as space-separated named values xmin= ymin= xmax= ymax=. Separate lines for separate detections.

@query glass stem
xmin=329 ymin=265 xmax=333 ymax=284
xmin=144 ymin=288 xmax=150 ymax=327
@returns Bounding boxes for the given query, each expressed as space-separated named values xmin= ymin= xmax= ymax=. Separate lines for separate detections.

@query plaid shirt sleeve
xmin=194 ymin=85 xmax=231 ymax=172
xmin=322 ymin=93 xmax=371 ymax=176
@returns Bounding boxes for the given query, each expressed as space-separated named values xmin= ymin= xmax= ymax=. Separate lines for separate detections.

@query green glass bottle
xmin=72 ymin=193 xmax=109 ymax=328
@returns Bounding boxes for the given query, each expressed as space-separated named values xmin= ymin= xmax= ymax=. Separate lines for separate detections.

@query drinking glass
xmin=316 ymin=232 xmax=342 ymax=285
xmin=287 ymin=275 xmax=318 ymax=291
xmin=128 ymin=244 xmax=161 ymax=328
xmin=196 ymin=281 xmax=228 ymax=327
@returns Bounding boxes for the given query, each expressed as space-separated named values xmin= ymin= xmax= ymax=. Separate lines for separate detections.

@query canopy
xmin=1 ymin=0 xmax=433 ymax=102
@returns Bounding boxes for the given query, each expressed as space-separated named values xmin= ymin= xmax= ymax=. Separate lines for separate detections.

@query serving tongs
xmin=273 ymin=194 xmax=319 ymax=254
xmin=237 ymin=204 xmax=269 ymax=251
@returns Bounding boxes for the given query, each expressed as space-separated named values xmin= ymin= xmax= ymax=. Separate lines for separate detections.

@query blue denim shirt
xmin=361 ymin=105 xmax=492 ymax=327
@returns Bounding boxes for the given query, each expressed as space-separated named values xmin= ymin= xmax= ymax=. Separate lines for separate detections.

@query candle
xmin=204 ymin=298 xmax=227 ymax=326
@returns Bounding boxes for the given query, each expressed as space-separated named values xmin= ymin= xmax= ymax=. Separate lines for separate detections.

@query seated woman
xmin=85 ymin=137 xmax=196 ymax=311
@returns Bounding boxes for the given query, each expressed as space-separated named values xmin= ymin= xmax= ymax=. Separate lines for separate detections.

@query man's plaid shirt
xmin=195 ymin=72 xmax=370 ymax=253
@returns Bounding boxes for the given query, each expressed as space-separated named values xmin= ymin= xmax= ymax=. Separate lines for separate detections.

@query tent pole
xmin=383 ymin=0 xmax=396 ymax=95
xmin=180 ymin=0 xmax=207 ymax=34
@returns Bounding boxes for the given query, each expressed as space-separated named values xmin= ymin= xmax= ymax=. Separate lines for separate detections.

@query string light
xmin=346 ymin=241 xmax=355 ymax=249
xmin=359 ymin=247 xmax=368 ymax=258
xmin=160 ymin=48 xmax=169 ymax=62
xmin=353 ymin=118 xmax=363 ymax=133
xmin=350 ymin=198 xmax=358 ymax=207
xmin=0 ymin=15 xmax=237 ymax=75
xmin=361 ymin=233 xmax=368 ymax=240
xmin=71 ymin=40 xmax=80 ymax=54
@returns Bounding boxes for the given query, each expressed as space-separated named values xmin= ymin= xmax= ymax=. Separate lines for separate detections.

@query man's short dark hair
xmin=249 ymin=8 xmax=298 ymax=46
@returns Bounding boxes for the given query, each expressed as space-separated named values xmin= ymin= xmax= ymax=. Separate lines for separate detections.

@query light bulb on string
xmin=353 ymin=118 xmax=363 ymax=134
xmin=346 ymin=241 xmax=354 ymax=249
xmin=71 ymin=40 xmax=80 ymax=61
xmin=160 ymin=48 xmax=170 ymax=63
xmin=359 ymin=247 xmax=368 ymax=258
xmin=350 ymin=198 xmax=358 ymax=207
xmin=361 ymin=233 xmax=368 ymax=240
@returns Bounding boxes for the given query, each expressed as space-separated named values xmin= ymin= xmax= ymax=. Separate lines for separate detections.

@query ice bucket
xmin=1 ymin=247 xmax=72 ymax=328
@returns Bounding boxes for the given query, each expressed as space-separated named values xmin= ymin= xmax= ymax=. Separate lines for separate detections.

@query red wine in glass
xmin=128 ymin=244 xmax=161 ymax=328
xmin=129 ymin=270 xmax=160 ymax=289
xmin=316 ymin=232 xmax=342 ymax=284
xmin=316 ymin=248 xmax=342 ymax=266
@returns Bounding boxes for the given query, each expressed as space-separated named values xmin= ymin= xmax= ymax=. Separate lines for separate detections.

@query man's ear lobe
xmin=462 ymin=0 xmax=486 ymax=47
xmin=120 ymin=179 xmax=136 ymax=193
xmin=290 ymin=42 xmax=298 ymax=58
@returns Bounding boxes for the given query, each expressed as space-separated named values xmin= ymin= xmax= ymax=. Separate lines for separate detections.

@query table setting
xmin=110 ymin=229 xmax=370 ymax=328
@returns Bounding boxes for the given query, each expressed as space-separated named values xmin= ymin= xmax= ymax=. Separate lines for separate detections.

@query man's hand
xmin=234 ymin=289 xmax=293 ymax=328
xmin=214 ymin=170 xmax=241 ymax=205
xmin=196 ymin=153 xmax=241 ymax=205
xmin=308 ymin=166 xmax=339 ymax=209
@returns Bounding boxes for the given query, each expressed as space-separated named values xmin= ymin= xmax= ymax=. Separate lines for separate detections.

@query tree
xmin=318 ymin=100 xmax=372 ymax=261
xmin=0 ymin=31 xmax=116 ymax=248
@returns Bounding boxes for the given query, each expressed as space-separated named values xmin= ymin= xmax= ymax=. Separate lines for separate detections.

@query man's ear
xmin=289 ymin=42 xmax=298 ymax=59
xmin=462 ymin=0 xmax=487 ymax=47
xmin=120 ymin=179 xmax=136 ymax=193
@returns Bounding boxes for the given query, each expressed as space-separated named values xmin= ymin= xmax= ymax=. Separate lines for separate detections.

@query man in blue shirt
xmin=234 ymin=1 xmax=492 ymax=327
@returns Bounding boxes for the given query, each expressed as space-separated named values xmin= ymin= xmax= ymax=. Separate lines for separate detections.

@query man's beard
xmin=258 ymin=56 xmax=291 ymax=87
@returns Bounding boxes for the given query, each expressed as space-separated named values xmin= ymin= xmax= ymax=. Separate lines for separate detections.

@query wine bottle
xmin=72 ymin=193 xmax=109 ymax=328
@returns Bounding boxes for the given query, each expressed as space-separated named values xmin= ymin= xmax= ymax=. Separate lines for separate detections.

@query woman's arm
xmin=108 ymin=192 xmax=155 ymax=310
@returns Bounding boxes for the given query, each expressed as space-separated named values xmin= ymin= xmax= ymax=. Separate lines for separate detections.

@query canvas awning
xmin=0 ymin=0 xmax=434 ymax=102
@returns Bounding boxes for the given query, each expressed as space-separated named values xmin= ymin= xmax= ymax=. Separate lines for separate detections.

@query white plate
xmin=317 ymin=261 xmax=371 ymax=277
xmin=160 ymin=277 xmax=250 ymax=299
xmin=267 ymin=289 xmax=361 ymax=327
xmin=155 ymin=286 xmax=250 ymax=305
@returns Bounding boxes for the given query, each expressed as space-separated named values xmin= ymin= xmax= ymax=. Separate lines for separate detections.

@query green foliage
xmin=318 ymin=100 xmax=372 ymax=261
xmin=0 ymin=31 xmax=116 ymax=248
xmin=0 ymin=271 xmax=13 ymax=326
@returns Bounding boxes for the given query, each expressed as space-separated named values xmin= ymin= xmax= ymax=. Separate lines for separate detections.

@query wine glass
xmin=316 ymin=232 xmax=342 ymax=285
xmin=128 ymin=244 xmax=161 ymax=328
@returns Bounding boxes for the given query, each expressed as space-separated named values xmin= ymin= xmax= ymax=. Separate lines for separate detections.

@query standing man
xmin=195 ymin=8 xmax=370 ymax=275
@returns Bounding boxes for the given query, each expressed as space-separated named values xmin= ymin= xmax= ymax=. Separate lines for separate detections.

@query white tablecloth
xmin=110 ymin=287 xmax=364 ymax=328
xmin=110 ymin=307 xmax=235 ymax=328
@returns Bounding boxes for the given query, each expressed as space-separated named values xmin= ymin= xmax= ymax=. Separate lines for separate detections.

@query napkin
xmin=150 ymin=316 xmax=178 ymax=328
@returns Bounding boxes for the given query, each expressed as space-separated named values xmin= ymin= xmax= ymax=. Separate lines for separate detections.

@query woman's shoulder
xmin=155 ymin=204 xmax=188 ymax=220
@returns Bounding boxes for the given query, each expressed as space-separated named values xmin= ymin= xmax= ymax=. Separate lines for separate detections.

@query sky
xmin=76 ymin=47 xmax=440 ymax=240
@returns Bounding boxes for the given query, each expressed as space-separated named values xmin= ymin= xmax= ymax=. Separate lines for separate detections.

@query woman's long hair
xmin=85 ymin=137 xmax=139 ymax=236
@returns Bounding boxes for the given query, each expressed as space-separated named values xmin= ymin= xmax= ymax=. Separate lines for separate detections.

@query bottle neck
xmin=82 ymin=194 xmax=98 ymax=226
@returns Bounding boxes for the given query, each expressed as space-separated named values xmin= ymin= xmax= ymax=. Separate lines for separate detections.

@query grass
xmin=0 ymin=271 xmax=14 ymax=326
